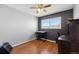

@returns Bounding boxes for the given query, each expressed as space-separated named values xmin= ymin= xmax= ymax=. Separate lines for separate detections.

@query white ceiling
xmin=6 ymin=4 xmax=74 ymax=17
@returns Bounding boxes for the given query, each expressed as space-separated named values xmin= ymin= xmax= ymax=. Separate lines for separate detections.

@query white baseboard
xmin=12 ymin=38 xmax=56 ymax=47
xmin=47 ymin=40 xmax=56 ymax=43
xmin=12 ymin=38 xmax=36 ymax=47
xmin=40 ymin=38 xmax=56 ymax=43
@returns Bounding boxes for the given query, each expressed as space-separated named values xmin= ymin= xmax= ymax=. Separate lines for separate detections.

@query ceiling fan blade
xmin=44 ymin=4 xmax=51 ymax=8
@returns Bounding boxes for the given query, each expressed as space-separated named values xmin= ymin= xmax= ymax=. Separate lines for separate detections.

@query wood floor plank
xmin=11 ymin=39 xmax=58 ymax=54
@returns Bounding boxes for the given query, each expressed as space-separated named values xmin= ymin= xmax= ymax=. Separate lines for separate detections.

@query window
xmin=41 ymin=17 xmax=61 ymax=29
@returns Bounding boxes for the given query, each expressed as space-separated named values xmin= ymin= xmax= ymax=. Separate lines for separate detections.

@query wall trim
xmin=12 ymin=38 xmax=56 ymax=47
xmin=12 ymin=38 xmax=36 ymax=47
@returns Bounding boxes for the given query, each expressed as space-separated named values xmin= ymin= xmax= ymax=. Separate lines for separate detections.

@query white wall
xmin=73 ymin=4 xmax=79 ymax=19
xmin=0 ymin=5 xmax=38 ymax=47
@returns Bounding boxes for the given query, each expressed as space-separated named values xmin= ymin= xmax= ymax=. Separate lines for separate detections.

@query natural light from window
xmin=41 ymin=17 xmax=61 ymax=29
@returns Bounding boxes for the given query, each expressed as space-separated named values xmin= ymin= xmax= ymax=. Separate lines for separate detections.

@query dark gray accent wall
xmin=38 ymin=9 xmax=73 ymax=40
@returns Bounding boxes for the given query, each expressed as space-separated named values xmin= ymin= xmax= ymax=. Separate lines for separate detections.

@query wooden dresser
xmin=69 ymin=19 xmax=79 ymax=53
xmin=58 ymin=35 xmax=71 ymax=54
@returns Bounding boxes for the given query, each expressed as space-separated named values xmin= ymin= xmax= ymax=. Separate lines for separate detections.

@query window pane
xmin=41 ymin=17 xmax=61 ymax=29
xmin=41 ymin=19 xmax=50 ymax=29
xmin=50 ymin=17 xmax=61 ymax=29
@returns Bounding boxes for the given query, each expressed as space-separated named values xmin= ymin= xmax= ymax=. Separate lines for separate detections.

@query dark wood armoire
xmin=69 ymin=19 xmax=79 ymax=53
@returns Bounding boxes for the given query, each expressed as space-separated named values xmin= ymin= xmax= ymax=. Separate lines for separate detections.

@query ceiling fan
xmin=30 ymin=4 xmax=51 ymax=13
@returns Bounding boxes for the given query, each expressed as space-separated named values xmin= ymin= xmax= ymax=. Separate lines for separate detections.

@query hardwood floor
xmin=11 ymin=39 xmax=58 ymax=54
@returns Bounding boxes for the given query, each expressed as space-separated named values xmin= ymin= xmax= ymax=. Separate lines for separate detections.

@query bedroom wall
xmin=0 ymin=5 xmax=38 ymax=47
xmin=38 ymin=9 xmax=73 ymax=40
xmin=73 ymin=4 xmax=79 ymax=19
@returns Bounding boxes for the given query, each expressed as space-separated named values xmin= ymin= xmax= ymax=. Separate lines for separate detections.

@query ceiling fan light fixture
xmin=30 ymin=4 xmax=51 ymax=13
xmin=36 ymin=4 xmax=44 ymax=13
xmin=37 ymin=8 xmax=44 ymax=12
